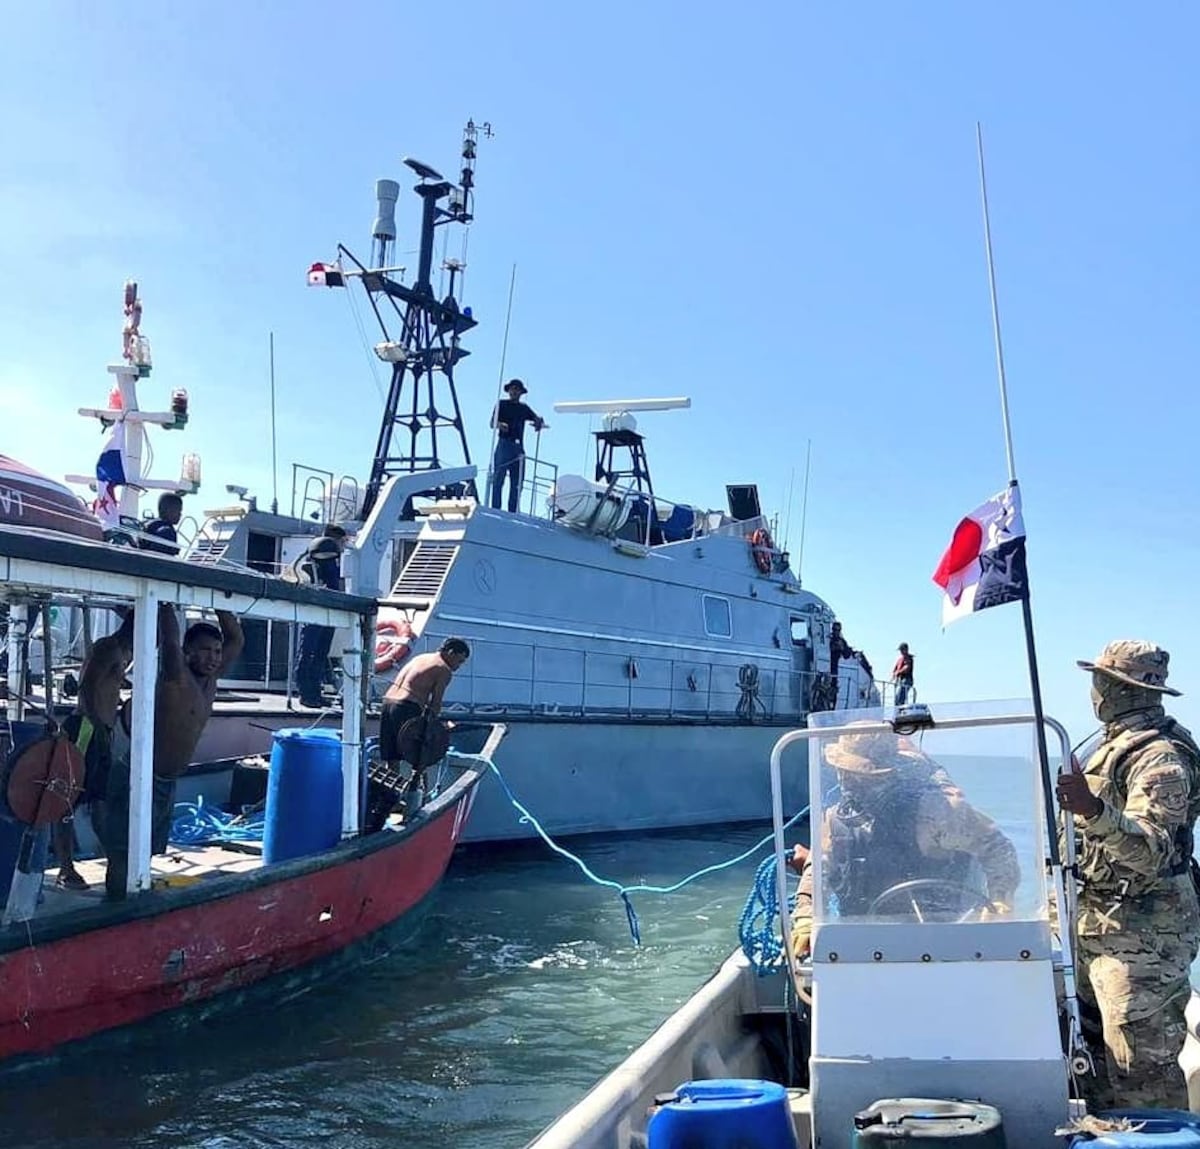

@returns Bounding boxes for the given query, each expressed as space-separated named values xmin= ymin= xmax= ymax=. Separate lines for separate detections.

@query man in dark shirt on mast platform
xmin=489 ymin=379 xmax=546 ymax=513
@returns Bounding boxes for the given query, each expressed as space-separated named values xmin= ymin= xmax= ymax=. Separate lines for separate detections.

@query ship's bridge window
xmin=702 ymin=595 xmax=732 ymax=638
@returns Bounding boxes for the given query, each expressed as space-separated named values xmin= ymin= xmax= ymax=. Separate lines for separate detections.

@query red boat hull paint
xmin=0 ymin=773 xmax=480 ymax=1060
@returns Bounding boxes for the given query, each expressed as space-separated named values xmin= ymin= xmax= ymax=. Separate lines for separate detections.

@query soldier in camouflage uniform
xmin=1057 ymin=640 xmax=1200 ymax=1111
xmin=790 ymin=725 xmax=1020 ymax=956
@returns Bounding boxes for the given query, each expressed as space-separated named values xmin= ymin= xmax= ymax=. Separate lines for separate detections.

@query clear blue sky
xmin=2 ymin=2 xmax=1197 ymax=745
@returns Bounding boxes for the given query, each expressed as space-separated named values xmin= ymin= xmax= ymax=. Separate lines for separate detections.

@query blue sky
xmin=2 ymin=2 xmax=1197 ymax=744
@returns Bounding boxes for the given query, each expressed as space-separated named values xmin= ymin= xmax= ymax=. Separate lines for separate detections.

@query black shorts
xmin=379 ymin=700 xmax=424 ymax=763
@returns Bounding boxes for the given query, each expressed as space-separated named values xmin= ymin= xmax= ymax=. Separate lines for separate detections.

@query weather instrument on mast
xmin=308 ymin=119 xmax=493 ymax=517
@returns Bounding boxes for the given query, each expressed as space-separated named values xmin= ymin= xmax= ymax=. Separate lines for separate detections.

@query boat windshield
xmin=806 ymin=703 xmax=1049 ymax=926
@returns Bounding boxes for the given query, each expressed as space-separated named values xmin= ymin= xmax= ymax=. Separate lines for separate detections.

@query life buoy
xmin=374 ymin=618 xmax=414 ymax=674
xmin=749 ymin=527 xmax=774 ymax=575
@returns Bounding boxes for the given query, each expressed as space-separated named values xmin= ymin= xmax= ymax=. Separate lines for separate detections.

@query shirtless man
xmin=99 ymin=604 xmax=244 ymax=898
xmin=380 ymin=638 xmax=470 ymax=767
xmin=54 ymin=609 xmax=136 ymax=889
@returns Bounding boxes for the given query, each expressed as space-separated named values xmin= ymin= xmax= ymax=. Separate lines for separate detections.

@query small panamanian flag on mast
xmin=307 ymin=262 xmax=345 ymax=288
xmin=932 ymin=484 xmax=1029 ymax=626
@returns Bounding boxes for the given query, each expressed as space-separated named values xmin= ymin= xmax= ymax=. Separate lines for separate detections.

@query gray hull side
xmin=459 ymin=719 xmax=809 ymax=843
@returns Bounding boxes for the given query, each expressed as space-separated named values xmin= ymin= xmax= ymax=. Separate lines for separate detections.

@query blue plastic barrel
xmin=1072 ymin=1111 xmax=1200 ymax=1149
xmin=263 ymin=728 xmax=344 ymax=864
xmin=647 ymin=1079 xmax=799 ymax=1149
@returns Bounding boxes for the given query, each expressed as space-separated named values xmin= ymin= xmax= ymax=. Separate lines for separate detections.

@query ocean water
xmin=0 ymin=826 xmax=773 ymax=1149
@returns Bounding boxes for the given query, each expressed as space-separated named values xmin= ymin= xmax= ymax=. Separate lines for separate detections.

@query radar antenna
xmin=310 ymin=119 xmax=492 ymax=518
xmin=552 ymin=397 xmax=691 ymax=509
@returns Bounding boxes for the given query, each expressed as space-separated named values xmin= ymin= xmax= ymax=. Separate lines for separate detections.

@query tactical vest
xmin=1078 ymin=718 xmax=1200 ymax=896
xmin=827 ymin=781 xmax=974 ymax=915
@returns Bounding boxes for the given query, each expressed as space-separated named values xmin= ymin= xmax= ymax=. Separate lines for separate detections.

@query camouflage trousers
xmin=1075 ymin=920 xmax=1199 ymax=1111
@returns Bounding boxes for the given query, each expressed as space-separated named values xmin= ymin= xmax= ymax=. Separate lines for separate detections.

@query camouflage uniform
xmin=1069 ymin=641 xmax=1200 ymax=1111
xmin=791 ymin=728 xmax=1020 ymax=954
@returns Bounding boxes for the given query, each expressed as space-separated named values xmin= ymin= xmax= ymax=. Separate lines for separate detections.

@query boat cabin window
xmin=806 ymin=709 xmax=1048 ymax=928
xmin=702 ymin=595 xmax=732 ymax=638
xmin=789 ymin=618 xmax=810 ymax=646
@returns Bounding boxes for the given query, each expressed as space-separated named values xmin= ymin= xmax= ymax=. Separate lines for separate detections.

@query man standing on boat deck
xmin=490 ymin=379 xmax=546 ymax=514
xmin=53 ymin=609 xmax=136 ymax=890
xmin=374 ymin=638 xmax=470 ymax=821
xmin=788 ymin=725 xmax=1019 ymax=958
xmin=293 ymin=524 xmax=347 ymax=708
xmin=1056 ymin=641 xmax=1200 ymax=1111
xmin=380 ymin=638 xmax=470 ymax=762
xmin=892 ymin=642 xmax=914 ymax=706
xmin=97 ymin=605 xmax=244 ymax=898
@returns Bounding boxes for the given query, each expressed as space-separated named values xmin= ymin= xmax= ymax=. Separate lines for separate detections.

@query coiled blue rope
xmin=738 ymin=852 xmax=797 ymax=975
xmin=169 ymin=796 xmax=265 ymax=846
xmin=483 ymin=758 xmax=808 ymax=946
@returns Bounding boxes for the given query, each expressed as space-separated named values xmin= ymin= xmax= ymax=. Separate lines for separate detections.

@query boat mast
xmin=68 ymin=281 xmax=199 ymax=532
xmin=333 ymin=120 xmax=491 ymax=519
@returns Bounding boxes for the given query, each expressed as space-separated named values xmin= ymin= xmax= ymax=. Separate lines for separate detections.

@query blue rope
xmin=482 ymin=757 xmax=808 ymax=945
xmin=169 ymin=796 xmax=265 ymax=847
xmin=739 ymin=852 xmax=796 ymax=975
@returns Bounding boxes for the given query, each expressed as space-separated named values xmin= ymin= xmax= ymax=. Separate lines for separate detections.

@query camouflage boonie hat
xmin=1076 ymin=640 xmax=1182 ymax=697
xmin=823 ymin=722 xmax=899 ymax=775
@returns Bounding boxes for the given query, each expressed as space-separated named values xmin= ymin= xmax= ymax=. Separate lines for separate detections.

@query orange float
xmin=374 ymin=618 xmax=415 ymax=674
xmin=749 ymin=527 xmax=774 ymax=575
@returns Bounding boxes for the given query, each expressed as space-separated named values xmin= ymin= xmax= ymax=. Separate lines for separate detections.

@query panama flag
xmin=931 ymin=485 xmax=1029 ymax=626
xmin=93 ymin=420 xmax=129 ymax=529
xmin=307 ymin=261 xmax=345 ymax=288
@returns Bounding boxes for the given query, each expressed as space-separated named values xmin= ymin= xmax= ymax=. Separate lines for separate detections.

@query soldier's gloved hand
xmin=786 ymin=843 xmax=810 ymax=874
xmin=790 ymin=915 xmax=812 ymax=959
xmin=1056 ymin=771 xmax=1103 ymax=819
xmin=979 ymin=901 xmax=1012 ymax=922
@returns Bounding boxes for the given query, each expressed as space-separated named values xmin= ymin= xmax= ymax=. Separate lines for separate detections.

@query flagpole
xmin=975 ymin=123 xmax=1059 ymax=869
xmin=977 ymin=123 xmax=1018 ymax=487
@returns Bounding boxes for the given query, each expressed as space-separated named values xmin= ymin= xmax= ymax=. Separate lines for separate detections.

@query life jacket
xmin=826 ymin=779 xmax=975 ymax=915
xmin=1077 ymin=717 xmax=1200 ymax=897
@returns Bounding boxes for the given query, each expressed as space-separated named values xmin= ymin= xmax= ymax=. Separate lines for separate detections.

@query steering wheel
xmin=866 ymin=878 xmax=993 ymax=922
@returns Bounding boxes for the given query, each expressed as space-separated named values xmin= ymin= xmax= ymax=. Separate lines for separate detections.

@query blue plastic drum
xmin=647 ymin=1079 xmax=799 ymax=1149
xmin=263 ymin=728 xmax=344 ymax=864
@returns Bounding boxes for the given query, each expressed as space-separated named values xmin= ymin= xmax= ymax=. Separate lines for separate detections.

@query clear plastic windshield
xmin=807 ymin=704 xmax=1049 ymax=926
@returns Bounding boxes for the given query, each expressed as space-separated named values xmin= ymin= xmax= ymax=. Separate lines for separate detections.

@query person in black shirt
xmin=489 ymin=379 xmax=546 ymax=513
xmin=293 ymin=524 xmax=348 ymax=708
xmin=141 ymin=493 xmax=183 ymax=555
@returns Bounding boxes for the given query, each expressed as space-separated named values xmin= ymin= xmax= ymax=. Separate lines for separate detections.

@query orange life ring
xmin=374 ymin=618 xmax=414 ymax=674
xmin=749 ymin=527 xmax=774 ymax=575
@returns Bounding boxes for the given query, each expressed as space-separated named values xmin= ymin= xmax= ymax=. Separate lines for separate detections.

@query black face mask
xmin=1091 ymin=674 xmax=1160 ymax=724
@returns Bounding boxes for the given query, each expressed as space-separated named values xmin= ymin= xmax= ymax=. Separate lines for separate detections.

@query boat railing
xmin=697 ymin=513 xmax=769 ymax=541
xmin=520 ymin=453 xmax=559 ymax=518
xmin=386 ymin=634 xmax=877 ymax=722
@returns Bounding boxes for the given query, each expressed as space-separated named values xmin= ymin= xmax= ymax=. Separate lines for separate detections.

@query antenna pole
xmin=976 ymin=119 xmax=1085 ymax=1073
xmin=977 ymin=123 xmax=1018 ymax=485
xmin=795 ymin=439 xmax=812 ymax=582
xmin=486 ymin=264 xmax=517 ymax=502
xmin=495 ymin=263 xmax=517 ymax=396
xmin=781 ymin=466 xmax=796 ymax=553
xmin=269 ymin=331 xmax=279 ymax=515
xmin=975 ymin=122 xmax=1056 ymax=857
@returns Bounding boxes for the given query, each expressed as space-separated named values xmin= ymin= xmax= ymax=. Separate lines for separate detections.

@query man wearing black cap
xmin=489 ymin=379 xmax=546 ymax=513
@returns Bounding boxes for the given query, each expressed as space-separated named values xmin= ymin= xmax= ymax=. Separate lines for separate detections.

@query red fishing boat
xmin=0 ymin=273 xmax=504 ymax=1061
xmin=0 ymin=522 xmax=503 ymax=1062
